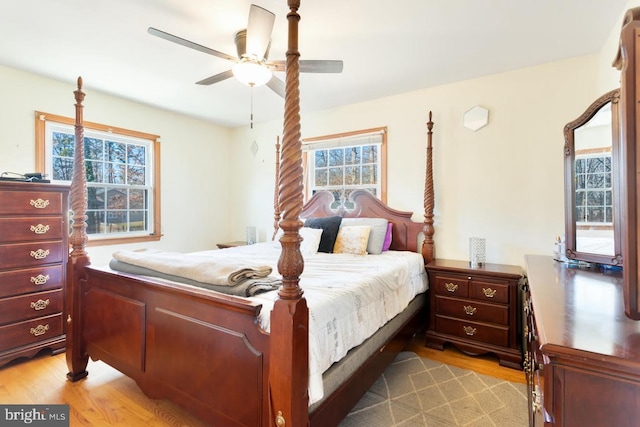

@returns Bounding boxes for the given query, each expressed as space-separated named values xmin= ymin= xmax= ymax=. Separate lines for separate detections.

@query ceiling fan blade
xmin=269 ymin=60 xmax=344 ymax=73
xmin=148 ymin=27 xmax=237 ymax=63
xmin=267 ymin=75 xmax=285 ymax=98
xmin=245 ymin=4 xmax=275 ymax=59
xmin=196 ymin=69 xmax=234 ymax=85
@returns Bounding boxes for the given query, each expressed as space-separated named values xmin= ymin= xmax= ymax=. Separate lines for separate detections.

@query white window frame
xmin=302 ymin=127 xmax=387 ymax=205
xmin=35 ymin=111 xmax=161 ymax=246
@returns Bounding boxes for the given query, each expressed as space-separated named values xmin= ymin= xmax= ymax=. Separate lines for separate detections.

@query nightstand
xmin=425 ymin=258 xmax=523 ymax=369
xmin=216 ymin=241 xmax=248 ymax=249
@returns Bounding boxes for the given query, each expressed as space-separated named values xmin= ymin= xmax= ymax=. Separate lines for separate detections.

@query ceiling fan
xmin=148 ymin=4 xmax=343 ymax=98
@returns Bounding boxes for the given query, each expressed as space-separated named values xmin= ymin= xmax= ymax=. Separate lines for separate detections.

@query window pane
xmin=361 ymin=165 xmax=375 ymax=185
xmin=575 ymin=158 xmax=584 ymax=174
xmin=127 ymin=165 xmax=145 ymax=185
xmin=576 ymin=175 xmax=585 ymax=190
xmin=606 ymin=206 xmax=613 ymax=223
xmin=586 ymin=157 xmax=604 ymax=173
xmin=85 ymin=161 xmax=103 ymax=183
xmin=52 ymin=157 xmax=73 ymax=181
xmin=105 ymin=163 xmax=126 ymax=184
xmin=106 ymin=188 xmax=127 ymax=210
xmin=129 ymin=210 xmax=147 ymax=231
xmin=362 ymin=145 xmax=378 ymax=163
xmin=315 ymin=168 xmax=328 ymax=186
xmin=587 ymin=207 xmax=604 ymax=222
xmin=87 ymin=187 xmax=105 ymax=209
xmin=129 ymin=189 xmax=146 ymax=209
xmin=106 ymin=211 xmax=127 ymax=233
xmin=344 ymin=166 xmax=360 ymax=185
xmin=128 ymin=145 xmax=146 ymax=165
xmin=52 ymin=132 xmax=74 ymax=157
xmin=329 ymin=167 xmax=343 ymax=185
xmin=315 ymin=150 xmax=327 ymax=168
xmin=587 ymin=191 xmax=604 ymax=206
xmin=106 ymin=141 xmax=126 ymax=163
xmin=575 ymin=191 xmax=585 ymax=207
xmin=344 ymin=147 xmax=360 ymax=165
xmin=84 ymin=137 xmax=104 ymax=161
xmin=86 ymin=211 xmax=104 ymax=234
xmin=328 ymin=148 xmax=344 ymax=167
xmin=576 ymin=206 xmax=586 ymax=222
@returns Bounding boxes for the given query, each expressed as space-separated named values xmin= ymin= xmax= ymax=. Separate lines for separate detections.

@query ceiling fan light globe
xmin=232 ymin=61 xmax=272 ymax=87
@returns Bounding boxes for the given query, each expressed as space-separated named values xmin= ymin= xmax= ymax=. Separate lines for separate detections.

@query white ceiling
xmin=0 ymin=0 xmax=628 ymax=128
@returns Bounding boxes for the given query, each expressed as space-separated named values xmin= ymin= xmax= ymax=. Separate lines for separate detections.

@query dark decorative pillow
xmin=304 ymin=216 xmax=343 ymax=253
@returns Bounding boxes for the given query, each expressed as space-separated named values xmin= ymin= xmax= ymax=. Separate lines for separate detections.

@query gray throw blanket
xmin=109 ymin=250 xmax=281 ymax=297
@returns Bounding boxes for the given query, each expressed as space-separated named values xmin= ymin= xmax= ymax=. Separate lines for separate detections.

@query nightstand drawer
xmin=0 ymin=265 xmax=64 ymax=298
xmin=433 ymin=275 xmax=469 ymax=298
xmin=0 ymin=289 xmax=63 ymax=325
xmin=470 ymin=280 xmax=510 ymax=304
xmin=0 ymin=313 xmax=63 ymax=351
xmin=435 ymin=296 xmax=508 ymax=325
xmin=436 ymin=316 xmax=509 ymax=347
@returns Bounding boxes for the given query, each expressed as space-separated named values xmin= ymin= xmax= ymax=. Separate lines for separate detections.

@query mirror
xmin=564 ymin=89 xmax=622 ymax=266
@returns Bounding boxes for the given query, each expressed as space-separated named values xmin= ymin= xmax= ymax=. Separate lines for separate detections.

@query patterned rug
xmin=339 ymin=352 xmax=528 ymax=427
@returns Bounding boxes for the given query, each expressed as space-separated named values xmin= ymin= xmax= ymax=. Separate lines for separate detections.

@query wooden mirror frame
xmin=563 ymin=89 xmax=622 ymax=266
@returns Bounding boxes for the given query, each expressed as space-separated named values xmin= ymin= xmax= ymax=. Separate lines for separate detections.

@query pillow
xmin=299 ymin=227 xmax=323 ymax=255
xmin=333 ymin=225 xmax=371 ymax=255
xmin=382 ymin=222 xmax=393 ymax=251
xmin=304 ymin=216 xmax=343 ymax=253
xmin=272 ymin=227 xmax=323 ymax=255
xmin=340 ymin=218 xmax=389 ymax=255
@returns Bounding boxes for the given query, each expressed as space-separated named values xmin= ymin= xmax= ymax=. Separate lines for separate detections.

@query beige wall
xmin=0 ymin=65 xmax=232 ymax=265
xmin=230 ymin=55 xmax=617 ymax=267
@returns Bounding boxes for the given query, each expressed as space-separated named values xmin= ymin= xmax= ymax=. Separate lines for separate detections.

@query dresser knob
xmin=482 ymin=287 xmax=497 ymax=298
xmin=30 ymin=299 xmax=50 ymax=311
xmin=445 ymin=282 xmax=458 ymax=292
xmin=463 ymin=325 xmax=477 ymax=336
xmin=463 ymin=305 xmax=477 ymax=315
xmin=31 ymin=274 xmax=50 ymax=285
xmin=29 ymin=198 xmax=50 ymax=209
xmin=30 ymin=324 xmax=50 ymax=336
xmin=30 ymin=249 xmax=50 ymax=260
xmin=30 ymin=224 xmax=51 ymax=234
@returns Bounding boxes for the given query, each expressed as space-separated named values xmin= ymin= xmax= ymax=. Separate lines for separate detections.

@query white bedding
xmin=193 ymin=241 xmax=428 ymax=404
xmin=110 ymin=241 xmax=428 ymax=405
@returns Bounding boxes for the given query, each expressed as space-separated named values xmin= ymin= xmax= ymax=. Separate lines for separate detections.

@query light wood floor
xmin=0 ymin=339 xmax=525 ymax=426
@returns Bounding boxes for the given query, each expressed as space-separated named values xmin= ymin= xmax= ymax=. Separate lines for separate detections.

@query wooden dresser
xmin=425 ymin=258 xmax=523 ymax=369
xmin=0 ymin=181 xmax=69 ymax=367
xmin=524 ymin=255 xmax=640 ymax=427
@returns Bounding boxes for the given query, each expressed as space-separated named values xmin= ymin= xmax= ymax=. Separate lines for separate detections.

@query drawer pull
xmin=30 ymin=198 xmax=50 ymax=209
xmin=30 ymin=299 xmax=50 ymax=311
xmin=30 ymin=224 xmax=51 ymax=234
xmin=445 ymin=282 xmax=458 ymax=292
xmin=31 ymin=274 xmax=50 ymax=285
xmin=30 ymin=249 xmax=50 ymax=260
xmin=463 ymin=305 xmax=477 ymax=315
xmin=30 ymin=324 xmax=50 ymax=336
xmin=482 ymin=287 xmax=497 ymax=298
xmin=463 ymin=325 xmax=477 ymax=336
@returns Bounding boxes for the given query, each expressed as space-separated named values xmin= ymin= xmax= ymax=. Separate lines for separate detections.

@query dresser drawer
xmin=469 ymin=280 xmax=510 ymax=304
xmin=435 ymin=296 xmax=509 ymax=325
xmin=0 ymin=241 xmax=64 ymax=269
xmin=0 ymin=265 xmax=64 ymax=298
xmin=0 ymin=217 xmax=64 ymax=243
xmin=435 ymin=315 xmax=509 ymax=347
xmin=0 ymin=191 xmax=64 ymax=215
xmin=433 ymin=275 xmax=469 ymax=298
xmin=0 ymin=313 xmax=63 ymax=351
xmin=0 ymin=289 xmax=62 ymax=325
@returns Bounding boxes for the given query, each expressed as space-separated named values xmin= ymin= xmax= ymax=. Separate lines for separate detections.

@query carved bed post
xmin=269 ymin=1 xmax=309 ymax=426
xmin=422 ymin=111 xmax=435 ymax=264
xmin=272 ymin=135 xmax=282 ymax=240
xmin=66 ymin=77 xmax=90 ymax=381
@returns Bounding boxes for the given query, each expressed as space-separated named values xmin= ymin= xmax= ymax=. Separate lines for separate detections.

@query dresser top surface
xmin=525 ymin=254 xmax=640 ymax=361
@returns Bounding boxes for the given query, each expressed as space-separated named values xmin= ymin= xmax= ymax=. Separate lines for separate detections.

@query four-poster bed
xmin=64 ymin=2 xmax=436 ymax=426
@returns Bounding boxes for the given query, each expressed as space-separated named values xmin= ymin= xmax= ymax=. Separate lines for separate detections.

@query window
xmin=302 ymin=127 xmax=386 ymax=207
xmin=36 ymin=112 xmax=161 ymax=246
xmin=574 ymin=152 xmax=612 ymax=225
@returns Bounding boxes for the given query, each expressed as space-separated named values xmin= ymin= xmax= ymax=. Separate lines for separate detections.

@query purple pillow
xmin=382 ymin=222 xmax=393 ymax=251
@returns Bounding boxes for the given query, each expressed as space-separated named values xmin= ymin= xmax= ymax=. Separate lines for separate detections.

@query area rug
xmin=339 ymin=351 xmax=528 ymax=427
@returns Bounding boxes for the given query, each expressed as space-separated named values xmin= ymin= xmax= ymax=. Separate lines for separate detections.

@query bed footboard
xmin=75 ymin=266 xmax=271 ymax=427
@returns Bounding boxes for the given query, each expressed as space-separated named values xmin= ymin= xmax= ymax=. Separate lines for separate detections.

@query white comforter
xmin=193 ymin=241 xmax=428 ymax=404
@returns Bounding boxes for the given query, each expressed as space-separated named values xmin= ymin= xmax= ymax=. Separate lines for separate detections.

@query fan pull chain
xmin=250 ymin=85 xmax=254 ymax=129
